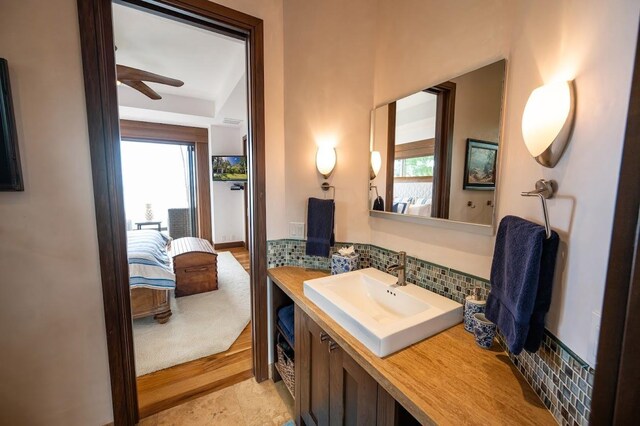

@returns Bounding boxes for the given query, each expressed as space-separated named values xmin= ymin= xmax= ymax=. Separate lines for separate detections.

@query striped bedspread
xmin=127 ymin=230 xmax=176 ymax=290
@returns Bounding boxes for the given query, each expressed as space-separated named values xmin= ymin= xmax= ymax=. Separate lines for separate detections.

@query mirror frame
xmin=368 ymin=58 xmax=508 ymax=235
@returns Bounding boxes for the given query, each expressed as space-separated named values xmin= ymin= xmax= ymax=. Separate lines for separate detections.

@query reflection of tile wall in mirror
xmin=370 ymin=59 xmax=506 ymax=228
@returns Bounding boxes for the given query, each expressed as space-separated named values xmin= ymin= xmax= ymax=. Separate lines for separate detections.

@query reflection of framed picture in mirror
xmin=463 ymin=139 xmax=497 ymax=190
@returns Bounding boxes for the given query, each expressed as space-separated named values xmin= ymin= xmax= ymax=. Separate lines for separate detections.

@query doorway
xmin=76 ymin=1 xmax=268 ymax=424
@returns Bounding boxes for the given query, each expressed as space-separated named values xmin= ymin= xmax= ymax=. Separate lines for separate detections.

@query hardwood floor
xmin=136 ymin=248 xmax=253 ymax=419
xmin=227 ymin=246 xmax=250 ymax=272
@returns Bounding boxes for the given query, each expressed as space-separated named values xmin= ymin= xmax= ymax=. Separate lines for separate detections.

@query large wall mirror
xmin=369 ymin=60 xmax=506 ymax=232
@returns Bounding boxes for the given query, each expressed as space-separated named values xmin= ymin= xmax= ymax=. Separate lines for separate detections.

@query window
xmin=394 ymin=155 xmax=435 ymax=178
xmin=120 ymin=140 xmax=197 ymax=237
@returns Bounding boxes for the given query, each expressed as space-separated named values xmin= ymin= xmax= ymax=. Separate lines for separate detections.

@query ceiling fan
xmin=116 ymin=64 xmax=184 ymax=100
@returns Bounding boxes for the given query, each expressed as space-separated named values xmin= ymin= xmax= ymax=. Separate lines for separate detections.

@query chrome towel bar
xmin=321 ymin=181 xmax=335 ymax=200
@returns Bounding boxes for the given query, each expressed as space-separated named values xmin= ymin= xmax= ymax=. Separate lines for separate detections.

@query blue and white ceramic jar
xmin=331 ymin=253 xmax=360 ymax=275
xmin=464 ymin=296 xmax=486 ymax=333
xmin=473 ymin=313 xmax=497 ymax=349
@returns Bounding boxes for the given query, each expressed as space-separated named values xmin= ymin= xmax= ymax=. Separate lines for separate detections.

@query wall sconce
xmin=522 ymin=80 xmax=576 ymax=168
xmin=316 ymin=145 xmax=336 ymax=179
xmin=369 ymin=151 xmax=381 ymax=180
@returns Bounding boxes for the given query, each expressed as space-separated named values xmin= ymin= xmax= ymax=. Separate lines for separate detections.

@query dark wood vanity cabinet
xmin=295 ymin=306 xmax=416 ymax=426
xmin=295 ymin=305 xmax=331 ymax=426
xmin=328 ymin=341 xmax=379 ymax=425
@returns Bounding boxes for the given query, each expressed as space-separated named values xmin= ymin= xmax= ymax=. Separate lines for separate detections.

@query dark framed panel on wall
xmin=0 ymin=58 xmax=24 ymax=191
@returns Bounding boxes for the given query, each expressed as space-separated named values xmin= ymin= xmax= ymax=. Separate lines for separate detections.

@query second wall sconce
xmin=370 ymin=151 xmax=381 ymax=180
xmin=316 ymin=145 xmax=337 ymax=179
xmin=522 ymin=80 xmax=576 ymax=168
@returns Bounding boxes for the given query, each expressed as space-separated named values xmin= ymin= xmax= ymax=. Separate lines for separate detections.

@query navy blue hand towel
xmin=372 ymin=196 xmax=384 ymax=211
xmin=277 ymin=304 xmax=295 ymax=344
xmin=485 ymin=215 xmax=559 ymax=355
xmin=305 ymin=197 xmax=335 ymax=257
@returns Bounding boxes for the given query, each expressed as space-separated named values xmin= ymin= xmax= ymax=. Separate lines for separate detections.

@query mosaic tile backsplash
xmin=267 ymin=239 xmax=595 ymax=426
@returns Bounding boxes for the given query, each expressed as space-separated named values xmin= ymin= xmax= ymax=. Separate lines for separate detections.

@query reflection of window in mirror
xmin=394 ymin=156 xmax=434 ymax=179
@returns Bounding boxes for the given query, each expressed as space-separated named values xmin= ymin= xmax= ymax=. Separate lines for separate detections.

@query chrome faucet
xmin=386 ymin=251 xmax=407 ymax=286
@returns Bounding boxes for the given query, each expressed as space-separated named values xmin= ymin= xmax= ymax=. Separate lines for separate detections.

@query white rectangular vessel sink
xmin=303 ymin=268 xmax=463 ymax=357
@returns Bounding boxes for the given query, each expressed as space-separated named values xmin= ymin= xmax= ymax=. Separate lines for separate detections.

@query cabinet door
xmin=329 ymin=343 xmax=379 ymax=426
xmin=295 ymin=305 xmax=331 ymax=426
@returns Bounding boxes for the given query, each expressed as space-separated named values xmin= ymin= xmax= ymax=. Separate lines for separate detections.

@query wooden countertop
xmin=268 ymin=266 xmax=555 ymax=426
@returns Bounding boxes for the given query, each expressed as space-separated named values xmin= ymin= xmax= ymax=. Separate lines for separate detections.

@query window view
xmin=394 ymin=155 xmax=435 ymax=178
xmin=120 ymin=140 xmax=196 ymax=237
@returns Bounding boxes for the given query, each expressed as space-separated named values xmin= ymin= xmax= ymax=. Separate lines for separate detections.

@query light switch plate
xmin=289 ymin=222 xmax=305 ymax=239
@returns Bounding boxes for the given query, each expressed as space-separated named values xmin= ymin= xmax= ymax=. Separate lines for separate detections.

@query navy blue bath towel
xmin=277 ymin=304 xmax=295 ymax=344
xmin=485 ymin=215 xmax=559 ymax=355
xmin=305 ymin=197 xmax=335 ymax=257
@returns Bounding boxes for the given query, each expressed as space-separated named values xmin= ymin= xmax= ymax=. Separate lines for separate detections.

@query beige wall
xmin=281 ymin=0 xmax=639 ymax=363
xmin=0 ymin=0 xmax=112 ymax=424
xmin=369 ymin=0 xmax=513 ymax=279
xmin=0 ymin=0 xmax=285 ymax=423
xmin=283 ymin=0 xmax=377 ymax=243
xmin=499 ymin=0 xmax=638 ymax=363
xmin=448 ymin=61 xmax=504 ymax=224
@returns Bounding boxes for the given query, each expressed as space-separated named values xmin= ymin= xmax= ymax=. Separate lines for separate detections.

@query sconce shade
xmin=316 ymin=146 xmax=336 ymax=179
xmin=522 ymin=80 xmax=575 ymax=168
xmin=370 ymin=151 xmax=382 ymax=180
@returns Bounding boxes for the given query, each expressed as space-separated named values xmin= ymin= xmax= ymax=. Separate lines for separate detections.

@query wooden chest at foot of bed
xmin=171 ymin=237 xmax=218 ymax=297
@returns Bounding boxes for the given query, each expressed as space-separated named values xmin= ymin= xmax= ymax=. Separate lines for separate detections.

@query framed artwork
xmin=463 ymin=139 xmax=498 ymax=190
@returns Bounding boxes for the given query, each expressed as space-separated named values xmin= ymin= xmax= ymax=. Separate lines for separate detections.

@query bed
xmin=393 ymin=197 xmax=433 ymax=216
xmin=127 ymin=230 xmax=176 ymax=324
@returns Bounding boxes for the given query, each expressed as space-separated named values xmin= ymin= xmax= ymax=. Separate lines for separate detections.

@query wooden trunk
xmin=172 ymin=237 xmax=218 ymax=297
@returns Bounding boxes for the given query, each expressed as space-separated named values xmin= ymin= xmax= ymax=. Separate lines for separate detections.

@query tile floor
xmin=139 ymin=378 xmax=294 ymax=426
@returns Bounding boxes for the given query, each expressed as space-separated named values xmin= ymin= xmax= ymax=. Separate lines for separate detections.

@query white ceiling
xmin=395 ymin=91 xmax=437 ymax=144
xmin=112 ymin=3 xmax=247 ymax=126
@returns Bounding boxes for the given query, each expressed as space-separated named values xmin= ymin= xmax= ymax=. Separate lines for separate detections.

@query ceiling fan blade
xmin=116 ymin=64 xmax=184 ymax=87
xmin=121 ymin=80 xmax=162 ymax=100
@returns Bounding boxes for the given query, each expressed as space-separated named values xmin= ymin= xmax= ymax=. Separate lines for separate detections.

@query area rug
xmin=133 ymin=251 xmax=251 ymax=376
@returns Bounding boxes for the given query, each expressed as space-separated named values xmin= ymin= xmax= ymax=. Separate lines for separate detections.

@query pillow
xmin=406 ymin=203 xmax=432 ymax=217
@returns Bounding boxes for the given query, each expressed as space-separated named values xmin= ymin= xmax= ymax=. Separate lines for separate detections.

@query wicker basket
xmin=276 ymin=342 xmax=295 ymax=397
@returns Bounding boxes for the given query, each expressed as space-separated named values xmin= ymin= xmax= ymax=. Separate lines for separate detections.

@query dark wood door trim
xmin=243 ymin=134 xmax=249 ymax=248
xmin=591 ymin=23 xmax=640 ymax=425
xmin=120 ymin=120 xmax=212 ymax=243
xmin=76 ymin=1 xmax=268 ymax=424
xmin=427 ymin=83 xmax=455 ymax=219
xmin=194 ymin=142 xmax=213 ymax=242
xmin=76 ymin=1 xmax=139 ymax=423
xmin=384 ymin=102 xmax=396 ymax=212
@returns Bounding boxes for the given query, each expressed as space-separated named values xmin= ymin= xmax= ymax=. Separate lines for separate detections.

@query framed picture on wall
xmin=463 ymin=139 xmax=498 ymax=190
